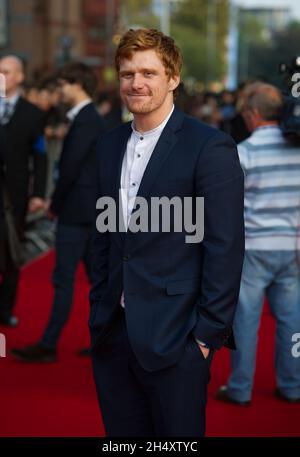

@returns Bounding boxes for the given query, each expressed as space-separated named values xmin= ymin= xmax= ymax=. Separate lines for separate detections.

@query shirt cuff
xmin=195 ymin=338 xmax=209 ymax=348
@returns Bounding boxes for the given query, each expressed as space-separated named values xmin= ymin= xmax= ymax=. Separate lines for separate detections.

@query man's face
xmin=37 ymin=89 xmax=51 ymax=111
xmin=119 ymin=49 xmax=179 ymax=116
xmin=58 ymin=79 xmax=77 ymax=106
xmin=0 ymin=58 xmax=24 ymax=95
xmin=50 ymin=87 xmax=63 ymax=107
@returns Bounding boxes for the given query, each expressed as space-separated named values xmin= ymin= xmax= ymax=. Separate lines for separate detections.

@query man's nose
xmin=131 ymin=74 xmax=144 ymax=90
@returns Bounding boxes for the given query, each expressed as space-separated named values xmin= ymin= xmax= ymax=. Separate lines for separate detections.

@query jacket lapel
xmin=112 ymin=122 xmax=132 ymax=199
xmin=113 ymin=108 xmax=185 ymax=246
xmin=135 ymin=107 xmax=184 ymax=201
xmin=4 ymin=96 xmax=22 ymax=127
xmin=112 ymin=123 xmax=132 ymax=246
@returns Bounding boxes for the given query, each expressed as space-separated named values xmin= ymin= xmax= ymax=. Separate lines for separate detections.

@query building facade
xmin=0 ymin=0 xmax=119 ymax=82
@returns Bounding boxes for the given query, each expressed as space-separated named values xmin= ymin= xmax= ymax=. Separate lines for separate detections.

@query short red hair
xmin=115 ymin=28 xmax=182 ymax=92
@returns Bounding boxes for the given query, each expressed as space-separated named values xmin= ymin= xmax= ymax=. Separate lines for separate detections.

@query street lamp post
xmin=60 ymin=0 xmax=72 ymax=64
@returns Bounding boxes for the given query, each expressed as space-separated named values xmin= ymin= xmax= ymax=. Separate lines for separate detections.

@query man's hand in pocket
xmin=198 ymin=344 xmax=210 ymax=359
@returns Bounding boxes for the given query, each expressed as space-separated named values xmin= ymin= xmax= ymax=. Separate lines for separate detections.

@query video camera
xmin=279 ymin=57 xmax=300 ymax=143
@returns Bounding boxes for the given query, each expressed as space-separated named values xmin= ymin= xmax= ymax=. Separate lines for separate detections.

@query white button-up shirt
xmin=120 ymin=105 xmax=174 ymax=307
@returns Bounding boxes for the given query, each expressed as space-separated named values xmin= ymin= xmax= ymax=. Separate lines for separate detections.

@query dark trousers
xmin=41 ymin=222 xmax=93 ymax=349
xmin=0 ymin=229 xmax=20 ymax=320
xmin=0 ymin=209 xmax=26 ymax=319
xmin=92 ymin=308 xmax=214 ymax=437
xmin=0 ymin=250 xmax=19 ymax=319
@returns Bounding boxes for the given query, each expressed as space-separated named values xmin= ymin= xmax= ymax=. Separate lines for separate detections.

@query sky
xmin=233 ymin=0 xmax=300 ymax=20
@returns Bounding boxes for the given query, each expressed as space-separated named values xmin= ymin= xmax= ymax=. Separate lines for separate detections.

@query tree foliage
xmin=121 ymin=0 xmax=159 ymax=30
xmin=119 ymin=0 xmax=229 ymax=85
xmin=171 ymin=0 xmax=229 ymax=84
xmin=238 ymin=14 xmax=300 ymax=87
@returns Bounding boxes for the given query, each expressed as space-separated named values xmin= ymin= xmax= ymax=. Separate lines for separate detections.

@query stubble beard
xmin=126 ymin=98 xmax=153 ymax=115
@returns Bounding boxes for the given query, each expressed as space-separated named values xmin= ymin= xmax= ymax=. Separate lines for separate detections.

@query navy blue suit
xmin=0 ymin=98 xmax=46 ymax=321
xmin=0 ymin=125 xmax=6 ymax=272
xmin=50 ymin=103 xmax=103 ymax=224
xmin=90 ymin=108 xmax=244 ymax=436
xmin=41 ymin=103 xmax=104 ymax=349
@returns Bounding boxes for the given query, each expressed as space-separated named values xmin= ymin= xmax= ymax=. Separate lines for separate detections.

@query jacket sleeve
xmin=32 ymin=110 xmax=47 ymax=198
xmin=89 ymin=136 xmax=111 ymax=308
xmin=51 ymin=119 xmax=103 ymax=214
xmin=192 ymin=131 xmax=245 ymax=349
xmin=0 ymin=126 xmax=6 ymax=216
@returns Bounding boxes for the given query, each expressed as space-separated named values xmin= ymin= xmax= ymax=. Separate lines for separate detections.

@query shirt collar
xmin=131 ymin=104 xmax=175 ymax=138
xmin=1 ymin=92 xmax=20 ymax=107
xmin=252 ymin=124 xmax=281 ymax=135
xmin=67 ymin=98 xmax=92 ymax=122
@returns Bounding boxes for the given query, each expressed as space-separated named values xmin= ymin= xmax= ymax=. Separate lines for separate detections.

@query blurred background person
xmin=220 ymin=89 xmax=236 ymax=120
xmin=11 ymin=62 xmax=105 ymax=362
xmin=191 ymin=91 xmax=222 ymax=127
xmin=23 ymin=82 xmax=40 ymax=106
xmin=0 ymin=125 xmax=6 ymax=275
xmin=95 ymin=90 xmax=122 ymax=132
xmin=216 ymin=82 xmax=300 ymax=405
xmin=37 ymin=77 xmax=69 ymax=198
xmin=220 ymin=83 xmax=251 ymax=143
xmin=0 ymin=55 xmax=47 ymax=327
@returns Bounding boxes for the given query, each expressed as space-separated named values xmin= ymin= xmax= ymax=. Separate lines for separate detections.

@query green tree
xmin=238 ymin=18 xmax=300 ymax=87
xmin=120 ymin=0 xmax=159 ymax=30
xmin=171 ymin=0 xmax=229 ymax=85
xmin=266 ymin=21 xmax=300 ymax=88
xmin=237 ymin=10 xmax=271 ymax=83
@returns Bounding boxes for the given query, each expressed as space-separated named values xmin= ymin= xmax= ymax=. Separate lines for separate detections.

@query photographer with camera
xmin=216 ymin=82 xmax=300 ymax=405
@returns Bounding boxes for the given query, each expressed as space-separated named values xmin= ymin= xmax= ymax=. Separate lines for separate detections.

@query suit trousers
xmin=0 ymin=227 xmax=20 ymax=319
xmin=91 ymin=307 xmax=214 ymax=437
xmin=41 ymin=223 xmax=93 ymax=348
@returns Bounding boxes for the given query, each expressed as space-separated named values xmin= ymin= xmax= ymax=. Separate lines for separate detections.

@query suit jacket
xmin=0 ymin=125 xmax=5 ymax=270
xmin=2 ymin=96 xmax=47 ymax=227
xmin=0 ymin=125 xmax=5 ymax=219
xmin=51 ymin=103 xmax=104 ymax=225
xmin=89 ymin=107 xmax=245 ymax=372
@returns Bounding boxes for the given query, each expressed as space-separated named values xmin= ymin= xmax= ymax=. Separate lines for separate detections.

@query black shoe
xmin=78 ymin=347 xmax=90 ymax=357
xmin=11 ymin=343 xmax=57 ymax=363
xmin=215 ymin=386 xmax=251 ymax=406
xmin=0 ymin=315 xmax=19 ymax=327
xmin=274 ymin=388 xmax=300 ymax=403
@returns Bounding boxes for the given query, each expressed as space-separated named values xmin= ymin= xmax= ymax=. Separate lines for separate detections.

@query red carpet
xmin=0 ymin=251 xmax=299 ymax=437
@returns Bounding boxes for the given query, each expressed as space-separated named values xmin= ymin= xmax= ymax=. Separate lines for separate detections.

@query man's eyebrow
xmin=119 ymin=68 xmax=158 ymax=74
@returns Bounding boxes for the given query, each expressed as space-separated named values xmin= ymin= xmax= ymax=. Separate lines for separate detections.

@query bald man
xmin=0 ymin=55 xmax=47 ymax=326
xmin=216 ymin=82 xmax=300 ymax=404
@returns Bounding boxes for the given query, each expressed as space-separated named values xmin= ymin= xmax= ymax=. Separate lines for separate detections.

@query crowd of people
xmin=0 ymin=26 xmax=299 ymax=438
xmin=0 ymin=53 xmax=251 ymax=331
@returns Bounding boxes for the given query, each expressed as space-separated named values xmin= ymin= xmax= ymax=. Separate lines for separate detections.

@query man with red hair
xmin=90 ymin=28 xmax=244 ymax=437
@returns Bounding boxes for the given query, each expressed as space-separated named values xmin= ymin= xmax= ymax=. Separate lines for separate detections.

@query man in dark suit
xmin=89 ymin=29 xmax=245 ymax=437
xmin=12 ymin=62 xmax=104 ymax=361
xmin=0 ymin=56 xmax=47 ymax=326
xmin=0 ymin=125 xmax=6 ymax=273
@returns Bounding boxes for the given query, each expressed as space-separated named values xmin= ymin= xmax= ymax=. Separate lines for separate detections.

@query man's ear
xmin=169 ymin=74 xmax=180 ymax=92
xmin=252 ymin=108 xmax=261 ymax=119
xmin=17 ymin=71 xmax=25 ymax=86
